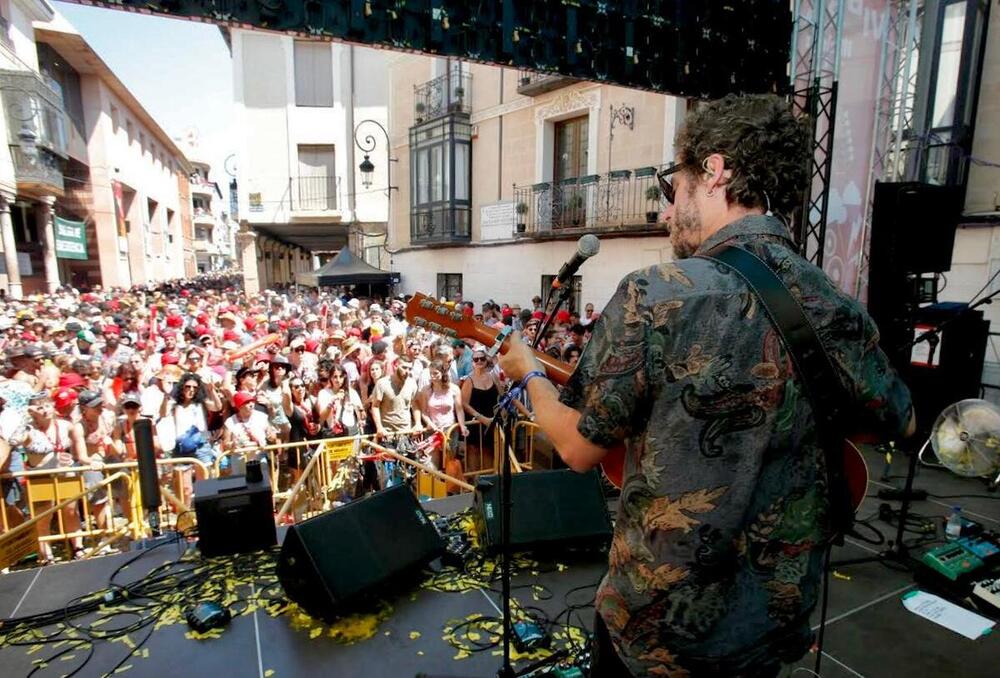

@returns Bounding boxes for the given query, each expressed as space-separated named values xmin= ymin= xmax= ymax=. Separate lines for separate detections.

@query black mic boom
xmin=552 ymin=234 xmax=600 ymax=289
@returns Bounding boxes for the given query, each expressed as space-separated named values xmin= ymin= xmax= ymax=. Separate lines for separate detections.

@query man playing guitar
xmin=496 ymin=95 xmax=916 ymax=677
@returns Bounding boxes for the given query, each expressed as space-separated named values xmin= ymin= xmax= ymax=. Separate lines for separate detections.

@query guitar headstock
xmin=405 ymin=292 xmax=495 ymax=346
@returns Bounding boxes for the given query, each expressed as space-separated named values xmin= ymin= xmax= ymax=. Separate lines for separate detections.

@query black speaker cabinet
xmin=278 ymin=485 xmax=444 ymax=620
xmin=870 ymin=181 xmax=961 ymax=275
xmin=194 ymin=475 xmax=277 ymax=557
xmin=473 ymin=469 xmax=612 ymax=553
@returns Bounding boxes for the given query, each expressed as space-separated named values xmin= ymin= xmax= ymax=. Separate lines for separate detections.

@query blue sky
xmin=55 ymin=2 xmax=235 ymax=204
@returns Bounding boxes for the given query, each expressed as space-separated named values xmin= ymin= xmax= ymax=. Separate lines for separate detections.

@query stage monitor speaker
xmin=194 ymin=474 xmax=277 ymax=557
xmin=278 ymin=484 xmax=444 ymax=620
xmin=870 ymin=181 xmax=961 ymax=275
xmin=473 ymin=469 xmax=612 ymax=553
xmin=905 ymin=303 xmax=989 ymax=441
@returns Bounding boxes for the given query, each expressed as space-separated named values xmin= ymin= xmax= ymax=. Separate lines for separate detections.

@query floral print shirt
xmin=560 ymin=215 xmax=913 ymax=676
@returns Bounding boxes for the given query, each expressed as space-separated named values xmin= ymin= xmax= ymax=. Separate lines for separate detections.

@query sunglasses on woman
xmin=472 ymin=356 xmax=487 ymax=363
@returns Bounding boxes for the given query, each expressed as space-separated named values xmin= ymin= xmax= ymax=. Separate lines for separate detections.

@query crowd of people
xmin=0 ymin=274 xmax=598 ymax=564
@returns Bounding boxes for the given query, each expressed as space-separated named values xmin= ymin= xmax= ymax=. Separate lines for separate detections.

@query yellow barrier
xmin=1 ymin=458 xmax=210 ymax=554
xmin=0 ymin=472 xmax=132 ymax=568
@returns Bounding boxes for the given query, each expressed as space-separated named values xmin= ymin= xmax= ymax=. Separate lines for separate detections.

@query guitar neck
xmin=405 ymin=293 xmax=574 ymax=385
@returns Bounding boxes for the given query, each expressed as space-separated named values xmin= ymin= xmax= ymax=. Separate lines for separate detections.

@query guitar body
xmin=405 ymin=292 xmax=870 ymax=510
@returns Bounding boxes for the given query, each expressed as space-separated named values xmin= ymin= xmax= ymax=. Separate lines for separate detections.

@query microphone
xmin=551 ymin=234 xmax=600 ymax=289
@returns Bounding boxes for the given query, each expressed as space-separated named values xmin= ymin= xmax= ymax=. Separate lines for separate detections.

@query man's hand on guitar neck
xmin=495 ymin=330 xmax=546 ymax=381
xmin=498 ymin=332 xmax=608 ymax=473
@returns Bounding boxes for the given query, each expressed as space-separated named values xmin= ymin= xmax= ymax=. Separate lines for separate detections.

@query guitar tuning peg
xmin=420 ymin=300 xmax=434 ymax=309
xmin=451 ymin=312 xmax=464 ymax=322
xmin=436 ymin=306 xmax=449 ymax=316
xmin=444 ymin=328 xmax=457 ymax=337
xmin=429 ymin=322 xmax=443 ymax=333
xmin=413 ymin=318 xmax=427 ymax=327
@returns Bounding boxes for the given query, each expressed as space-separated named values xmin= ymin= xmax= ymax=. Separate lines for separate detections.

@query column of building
xmin=36 ymin=196 xmax=60 ymax=294
xmin=0 ymin=192 xmax=22 ymax=298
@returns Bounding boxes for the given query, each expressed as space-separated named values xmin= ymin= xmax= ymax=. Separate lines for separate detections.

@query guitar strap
xmin=698 ymin=245 xmax=855 ymax=541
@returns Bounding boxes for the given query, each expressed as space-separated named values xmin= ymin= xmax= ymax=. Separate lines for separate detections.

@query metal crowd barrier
xmin=0 ymin=422 xmax=549 ymax=564
xmin=0 ymin=458 xmax=210 ymax=561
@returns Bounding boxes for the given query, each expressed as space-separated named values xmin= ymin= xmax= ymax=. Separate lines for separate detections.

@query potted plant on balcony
xmin=645 ymin=185 xmax=661 ymax=223
xmin=415 ymin=101 xmax=426 ymax=123
xmin=515 ymin=202 xmax=528 ymax=233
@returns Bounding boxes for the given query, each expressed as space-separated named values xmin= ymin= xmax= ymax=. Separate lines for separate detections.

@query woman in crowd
xmin=21 ymin=392 xmax=89 ymax=562
xmin=359 ymin=359 xmax=384 ymax=436
xmin=165 ymin=372 xmax=222 ymax=495
xmin=259 ymin=356 xmax=292 ymax=443
xmin=418 ymin=359 xmax=467 ymax=469
xmin=283 ymin=374 xmax=318 ymax=482
xmin=461 ymin=349 xmax=502 ymax=472
xmin=318 ymin=363 xmax=364 ymax=439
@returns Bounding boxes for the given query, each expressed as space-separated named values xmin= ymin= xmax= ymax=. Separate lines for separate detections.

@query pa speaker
xmin=278 ymin=485 xmax=444 ymax=620
xmin=194 ymin=474 xmax=277 ymax=558
xmin=870 ymin=181 xmax=961 ymax=275
xmin=473 ymin=469 xmax=612 ymax=553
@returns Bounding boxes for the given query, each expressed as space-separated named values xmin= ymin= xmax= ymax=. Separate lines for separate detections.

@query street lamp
xmin=353 ymin=119 xmax=398 ymax=271
xmin=358 ymin=153 xmax=376 ymax=189
xmin=353 ymin=119 xmax=397 ymax=194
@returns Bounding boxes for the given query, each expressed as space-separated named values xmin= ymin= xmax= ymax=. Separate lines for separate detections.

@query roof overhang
xmin=253 ymin=222 xmax=350 ymax=252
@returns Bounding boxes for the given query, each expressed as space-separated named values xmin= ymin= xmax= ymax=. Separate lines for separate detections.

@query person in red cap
xmin=221 ymin=391 xmax=273 ymax=452
xmin=52 ymin=386 xmax=78 ymax=418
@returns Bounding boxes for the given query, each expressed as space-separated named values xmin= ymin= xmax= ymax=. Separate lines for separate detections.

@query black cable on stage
xmin=814 ymin=546 xmax=833 ymax=676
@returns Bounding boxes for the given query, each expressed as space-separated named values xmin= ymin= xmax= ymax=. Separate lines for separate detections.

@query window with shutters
xmin=294 ymin=41 xmax=334 ymax=107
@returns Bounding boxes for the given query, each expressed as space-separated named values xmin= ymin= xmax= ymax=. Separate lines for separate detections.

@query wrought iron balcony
xmin=0 ymin=69 xmax=67 ymax=158
xmin=512 ymin=166 xmax=668 ymax=236
xmin=516 ymin=70 xmax=578 ymax=96
xmin=9 ymin=145 xmax=63 ymax=193
xmin=291 ymin=175 xmax=340 ymax=212
xmin=410 ymin=206 xmax=471 ymax=245
xmin=414 ymin=69 xmax=471 ymax=124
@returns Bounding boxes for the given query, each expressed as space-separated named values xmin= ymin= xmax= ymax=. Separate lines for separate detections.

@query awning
xmin=297 ymin=248 xmax=400 ymax=287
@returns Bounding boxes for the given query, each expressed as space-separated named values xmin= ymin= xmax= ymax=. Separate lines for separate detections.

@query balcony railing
xmin=513 ymin=166 xmax=668 ymax=235
xmin=291 ymin=176 xmax=339 ymax=212
xmin=414 ymin=68 xmax=471 ymax=124
xmin=516 ymin=70 xmax=578 ymax=96
xmin=10 ymin=145 xmax=63 ymax=192
xmin=193 ymin=206 xmax=214 ymax=223
xmin=0 ymin=69 xmax=68 ymax=159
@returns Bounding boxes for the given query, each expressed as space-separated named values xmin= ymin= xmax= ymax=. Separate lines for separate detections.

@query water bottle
xmin=945 ymin=506 xmax=963 ymax=540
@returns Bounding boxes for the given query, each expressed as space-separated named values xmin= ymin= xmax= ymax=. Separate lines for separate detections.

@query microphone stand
xmin=482 ymin=280 xmax=575 ymax=678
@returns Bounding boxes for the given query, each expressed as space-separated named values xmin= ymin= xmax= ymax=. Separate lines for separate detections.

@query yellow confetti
xmin=122 ymin=635 xmax=136 ymax=649
xmin=309 ymin=627 xmax=323 ymax=639
xmin=417 ymin=651 xmax=424 ymax=656
xmin=409 ymin=631 xmax=421 ymax=640
xmin=115 ymin=665 xmax=133 ymax=673
xmin=467 ymin=631 xmax=481 ymax=641
xmin=26 ymin=644 xmax=44 ymax=655
xmin=454 ymin=649 xmax=471 ymax=660
xmin=141 ymin=649 xmax=150 ymax=659
xmin=384 ymin=630 xmax=391 ymax=636
xmin=557 ymin=563 xmax=567 ymax=572
xmin=264 ymin=671 xmax=275 ymax=677
xmin=61 ymin=654 xmax=76 ymax=661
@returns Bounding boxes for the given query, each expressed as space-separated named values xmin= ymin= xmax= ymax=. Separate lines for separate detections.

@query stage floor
xmin=1 ymin=447 xmax=997 ymax=677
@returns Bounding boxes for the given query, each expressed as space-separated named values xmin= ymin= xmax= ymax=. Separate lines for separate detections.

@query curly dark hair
xmin=173 ymin=372 xmax=207 ymax=405
xmin=674 ymin=94 xmax=811 ymax=215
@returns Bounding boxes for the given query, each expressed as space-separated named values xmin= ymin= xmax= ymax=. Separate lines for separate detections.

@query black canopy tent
xmin=297 ymin=248 xmax=400 ymax=291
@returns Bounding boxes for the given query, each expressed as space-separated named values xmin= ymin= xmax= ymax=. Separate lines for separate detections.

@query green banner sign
xmin=54 ymin=216 xmax=87 ymax=260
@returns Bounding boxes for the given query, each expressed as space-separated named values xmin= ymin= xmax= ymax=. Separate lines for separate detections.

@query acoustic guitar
xmin=405 ymin=292 xmax=868 ymax=509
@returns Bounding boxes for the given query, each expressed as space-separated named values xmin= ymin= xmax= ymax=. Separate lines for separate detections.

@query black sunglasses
xmin=656 ymin=164 xmax=685 ymax=204
xmin=472 ymin=356 xmax=487 ymax=363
